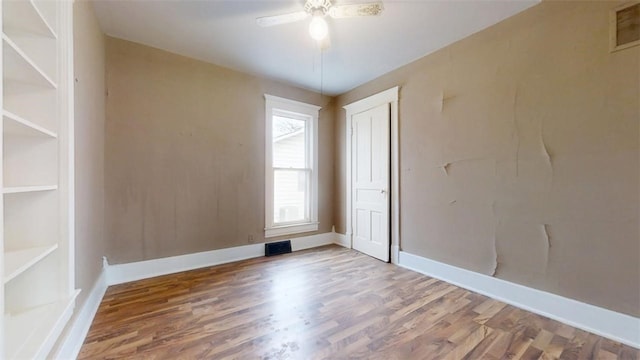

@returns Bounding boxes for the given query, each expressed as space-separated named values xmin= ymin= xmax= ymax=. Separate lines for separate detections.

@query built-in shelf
xmin=2 ymin=1 xmax=74 ymax=358
xmin=3 ymin=185 xmax=58 ymax=194
xmin=2 ymin=0 xmax=57 ymax=39
xmin=2 ymin=34 xmax=57 ymax=89
xmin=4 ymin=244 xmax=58 ymax=284
xmin=3 ymin=110 xmax=57 ymax=138
xmin=4 ymin=292 xmax=78 ymax=359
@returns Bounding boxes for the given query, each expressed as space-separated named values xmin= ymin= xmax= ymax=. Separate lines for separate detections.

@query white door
xmin=351 ymin=103 xmax=390 ymax=262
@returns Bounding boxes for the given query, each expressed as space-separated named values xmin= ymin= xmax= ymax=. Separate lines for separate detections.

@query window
xmin=610 ymin=2 xmax=640 ymax=52
xmin=264 ymin=95 xmax=320 ymax=237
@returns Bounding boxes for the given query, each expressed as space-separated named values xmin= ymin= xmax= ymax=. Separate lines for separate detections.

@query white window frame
xmin=264 ymin=94 xmax=320 ymax=238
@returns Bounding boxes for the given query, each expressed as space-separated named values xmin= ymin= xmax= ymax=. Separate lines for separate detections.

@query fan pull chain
xmin=320 ymin=46 xmax=324 ymax=98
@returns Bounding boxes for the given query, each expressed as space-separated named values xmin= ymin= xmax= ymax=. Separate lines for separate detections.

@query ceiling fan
xmin=256 ymin=0 xmax=384 ymax=41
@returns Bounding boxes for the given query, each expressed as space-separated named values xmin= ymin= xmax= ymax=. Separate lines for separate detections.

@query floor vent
xmin=265 ymin=240 xmax=292 ymax=257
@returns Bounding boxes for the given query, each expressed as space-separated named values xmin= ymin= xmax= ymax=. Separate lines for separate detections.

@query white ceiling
xmin=92 ymin=0 xmax=540 ymax=96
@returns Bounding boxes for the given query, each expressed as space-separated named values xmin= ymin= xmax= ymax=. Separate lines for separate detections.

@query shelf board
xmin=3 ymin=110 xmax=57 ymax=138
xmin=2 ymin=0 xmax=57 ymax=39
xmin=4 ymin=244 xmax=58 ymax=284
xmin=3 ymin=34 xmax=57 ymax=89
xmin=3 ymin=185 xmax=58 ymax=194
xmin=5 ymin=292 xmax=79 ymax=359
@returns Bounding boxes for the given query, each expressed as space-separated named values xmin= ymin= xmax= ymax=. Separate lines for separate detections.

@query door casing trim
xmin=343 ymin=86 xmax=400 ymax=264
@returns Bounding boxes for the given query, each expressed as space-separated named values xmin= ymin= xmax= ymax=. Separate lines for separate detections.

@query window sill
xmin=265 ymin=222 xmax=319 ymax=238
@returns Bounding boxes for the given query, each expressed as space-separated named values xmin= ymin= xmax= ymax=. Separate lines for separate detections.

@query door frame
xmin=344 ymin=86 xmax=400 ymax=264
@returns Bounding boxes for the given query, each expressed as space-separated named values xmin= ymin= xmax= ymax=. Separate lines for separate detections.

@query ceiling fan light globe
xmin=309 ymin=16 xmax=328 ymax=41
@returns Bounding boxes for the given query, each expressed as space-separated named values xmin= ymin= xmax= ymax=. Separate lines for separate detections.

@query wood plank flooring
xmin=79 ymin=246 xmax=639 ymax=359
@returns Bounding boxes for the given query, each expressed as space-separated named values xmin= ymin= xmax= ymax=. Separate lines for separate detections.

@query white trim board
xmin=334 ymin=232 xmax=349 ymax=248
xmin=53 ymin=270 xmax=108 ymax=360
xmin=263 ymin=94 xmax=320 ymax=239
xmin=106 ymin=232 xmax=339 ymax=286
xmin=398 ymin=250 xmax=640 ymax=349
xmin=343 ymin=86 xmax=400 ymax=265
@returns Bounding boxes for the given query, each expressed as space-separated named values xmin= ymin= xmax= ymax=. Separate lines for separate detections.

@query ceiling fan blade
xmin=328 ymin=2 xmax=384 ymax=18
xmin=256 ymin=11 xmax=309 ymax=27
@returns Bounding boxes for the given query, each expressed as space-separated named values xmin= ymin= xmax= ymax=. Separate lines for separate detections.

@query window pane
xmin=273 ymin=116 xmax=306 ymax=168
xmin=273 ymin=169 xmax=308 ymax=224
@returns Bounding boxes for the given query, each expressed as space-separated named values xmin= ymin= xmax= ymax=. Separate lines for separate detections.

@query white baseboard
xmin=53 ymin=270 xmax=108 ymax=360
xmin=398 ymin=251 xmax=640 ymax=349
xmin=333 ymin=232 xmax=350 ymax=248
xmin=290 ymin=232 xmax=336 ymax=251
xmin=106 ymin=232 xmax=339 ymax=286
xmin=106 ymin=243 xmax=263 ymax=285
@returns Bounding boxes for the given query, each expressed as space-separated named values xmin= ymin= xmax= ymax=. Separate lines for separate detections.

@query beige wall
xmin=73 ymin=0 xmax=106 ymax=309
xmin=335 ymin=1 xmax=639 ymax=317
xmin=105 ymin=37 xmax=335 ymax=264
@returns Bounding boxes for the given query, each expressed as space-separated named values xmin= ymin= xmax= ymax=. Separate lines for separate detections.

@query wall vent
xmin=610 ymin=1 xmax=640 ymax=52
xmin=265 ymin=240 xmax=292 ymax=257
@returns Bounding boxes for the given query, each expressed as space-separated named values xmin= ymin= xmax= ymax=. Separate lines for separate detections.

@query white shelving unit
xmin=3 ymin=185 xmax=58 ymax=194
xmin=3 ymin=110 xmax=58 ymax=138
xmin=2 ymin=34 xmax=57 ymax=88
xmin=1 ymin=1 xmax=77 ymax=358
xmin=4 ymin=244 xmax=57 ymax=283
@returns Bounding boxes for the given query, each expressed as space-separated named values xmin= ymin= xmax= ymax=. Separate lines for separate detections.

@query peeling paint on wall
xmin=491 ymin=202 xmax=499 ymax=277
xmin=438 ymin=91 xmax=456 ymax=114
xmin=335 ymin=1 xmax=639 ymax=317
xmin=491 ymin=232 xmax=499 ymax=277
xmin=441 ymin=162 xmax=451 ymax=175
xmin=540 ymin=123 xmax=552 ymax=169
xmin=512 ymin=87 xmax=520 ymax=177
xmin=543 ymin=224 xmax=552 ymax=249
xmin=542 ymin=224 xmax=552 ymax=271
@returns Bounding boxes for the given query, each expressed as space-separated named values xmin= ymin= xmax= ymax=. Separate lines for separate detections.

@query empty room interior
xmin=0 ymin=0 xmax=639 ymax=358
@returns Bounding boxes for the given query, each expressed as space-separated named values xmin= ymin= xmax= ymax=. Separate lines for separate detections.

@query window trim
xmin=609 ymin=1 xmax=640 ymax=53
xmin=264 ymin=94 xmax=320 ymax=238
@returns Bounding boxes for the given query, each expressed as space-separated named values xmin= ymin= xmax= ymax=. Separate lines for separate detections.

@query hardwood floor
xmin=79 ymin=246 xmax=639 ymax=359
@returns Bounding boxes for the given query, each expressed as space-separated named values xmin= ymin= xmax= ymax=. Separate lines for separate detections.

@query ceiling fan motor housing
xmin=305 ymin=0 xmax=332 ymax=14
